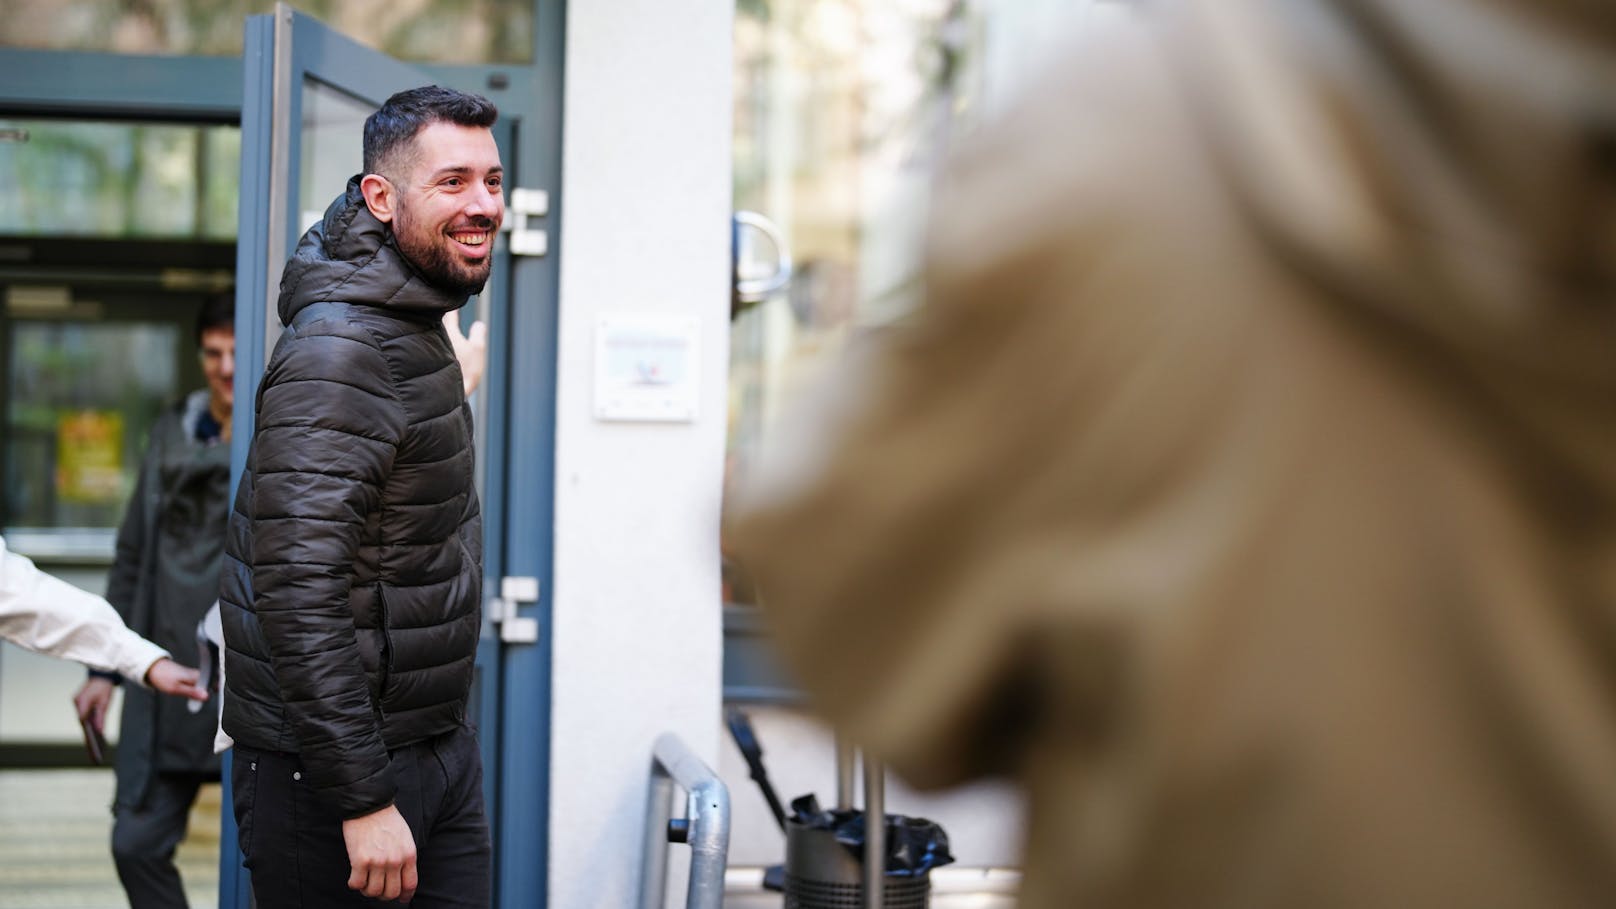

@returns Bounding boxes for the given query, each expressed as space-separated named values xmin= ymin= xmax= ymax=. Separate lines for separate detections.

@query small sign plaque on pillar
xmin=593 ymin=314 xmax=701 ymax=422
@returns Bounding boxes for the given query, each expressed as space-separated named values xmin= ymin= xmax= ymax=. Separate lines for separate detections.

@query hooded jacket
xmin=220 ymin=178 xmax=482 ymax=819
xmin=733 ymin=1 xmax=1616 ymax=906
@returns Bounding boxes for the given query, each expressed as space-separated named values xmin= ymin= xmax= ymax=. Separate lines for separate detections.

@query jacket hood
xmin=1172 ymin=0 xmax=1616 ymax=506
xmin=277 ymin=176 xmax=469 ymax=326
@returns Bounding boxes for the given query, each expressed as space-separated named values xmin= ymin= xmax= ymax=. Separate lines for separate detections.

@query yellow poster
xmin=56 ymin=410 xmax=125 ymax=504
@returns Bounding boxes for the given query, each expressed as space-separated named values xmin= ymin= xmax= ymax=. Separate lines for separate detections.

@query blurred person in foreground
xmin=731 ymin=1 xmax=1616 ymax=906
xmin=0 ymin=535 xmax=205 ymax=699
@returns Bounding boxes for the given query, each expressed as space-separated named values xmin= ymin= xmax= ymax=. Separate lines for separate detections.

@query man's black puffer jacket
xmin=219 ymin=178 xmax=481 ymax=819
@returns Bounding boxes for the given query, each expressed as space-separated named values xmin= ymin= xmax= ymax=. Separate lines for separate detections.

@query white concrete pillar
xmin=550 ymin=1 xmax=734 ymax=907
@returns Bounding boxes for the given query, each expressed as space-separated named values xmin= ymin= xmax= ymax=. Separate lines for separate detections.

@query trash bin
xmin=783 ymin=795 xmax=952 ymax=909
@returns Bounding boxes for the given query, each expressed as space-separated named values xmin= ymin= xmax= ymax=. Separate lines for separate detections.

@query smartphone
xmin=79 ymin=715 xmax=107 ymax=765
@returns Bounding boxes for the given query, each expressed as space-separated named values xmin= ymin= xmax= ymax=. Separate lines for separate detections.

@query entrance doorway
xmin=0 ymin=112 xmax=239 ymax=908
xmin=1 ymin=4 xmax=564 ymax=905
xmin=0 ymin=115 xmax=238 ymax=764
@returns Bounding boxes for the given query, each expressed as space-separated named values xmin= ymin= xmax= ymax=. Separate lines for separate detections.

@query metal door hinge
xmin=491 ymin=575 xmax=540 ymax=644
xmin=502 ymin=188 xmax=549 ymax=257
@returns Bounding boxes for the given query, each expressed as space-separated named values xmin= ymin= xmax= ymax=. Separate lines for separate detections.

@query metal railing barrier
xmin=640 ymin=733 xmax=731 ymax=909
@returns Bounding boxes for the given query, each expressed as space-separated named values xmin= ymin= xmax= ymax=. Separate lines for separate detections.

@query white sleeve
xmin=0 ymin=537 xmax=167 ymax=685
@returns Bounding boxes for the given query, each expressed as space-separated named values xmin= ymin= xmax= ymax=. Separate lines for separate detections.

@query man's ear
xmin=360 ymin=173 xmax=397 ymax=224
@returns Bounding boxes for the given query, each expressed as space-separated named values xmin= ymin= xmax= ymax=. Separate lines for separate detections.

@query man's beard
xmin=393 ymin=203 xmax=494 ymax=298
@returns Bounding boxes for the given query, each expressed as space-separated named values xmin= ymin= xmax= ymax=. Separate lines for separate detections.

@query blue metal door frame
xmin=0 ymin=47 xmax=241 ymax=120
xmin=487 ymin=3 xmax=564 ymax=906
xmin=0 ymin=1 xmax=565 ymax=904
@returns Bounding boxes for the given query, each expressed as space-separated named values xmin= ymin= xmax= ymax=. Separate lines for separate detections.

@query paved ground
xmin=0 ymin=769 xmax=218 ymax=909
xmin=721 ymin=866 xmax=1018 ymax=908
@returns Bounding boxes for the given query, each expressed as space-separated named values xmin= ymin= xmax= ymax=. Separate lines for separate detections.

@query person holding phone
xmin=69 ymin=295 xmax=235 ymax=909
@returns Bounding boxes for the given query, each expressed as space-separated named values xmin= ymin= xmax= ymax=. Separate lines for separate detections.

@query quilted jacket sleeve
xmin=250 ymin=319 xmax=407 ymax=818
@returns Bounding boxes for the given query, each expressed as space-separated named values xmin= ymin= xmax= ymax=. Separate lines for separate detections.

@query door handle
xmin=732 ymin=210 xmax=793 ymax=312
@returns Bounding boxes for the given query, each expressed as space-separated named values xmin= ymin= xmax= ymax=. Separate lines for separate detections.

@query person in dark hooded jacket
xmin=219 ymin=85 xmax=502 ymax=908
xmin=70 ymin=294 xmax=235 ymax=909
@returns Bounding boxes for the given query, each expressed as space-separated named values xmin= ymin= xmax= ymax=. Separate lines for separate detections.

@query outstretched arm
xmin=1 ymin=536 xmax=160 ymax=677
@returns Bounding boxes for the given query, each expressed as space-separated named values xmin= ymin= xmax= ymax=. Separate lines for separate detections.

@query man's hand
xmin=144 ymin=658 xmax=208 ymax=702
xmin=343 ymin=804 xmax=418 ymax=902
xmin=72 ymin=676 xmax=116 ymax=734
xmin=443 ymin=310 xmax=488 ymax=397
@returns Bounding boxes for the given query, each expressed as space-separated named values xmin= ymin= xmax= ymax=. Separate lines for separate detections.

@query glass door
xmin=230 ymin=5 xmax=517 ymax=906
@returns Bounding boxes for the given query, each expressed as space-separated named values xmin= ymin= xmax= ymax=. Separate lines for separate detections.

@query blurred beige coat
xmin=732 ymin=1 xmax=1616 ymax=906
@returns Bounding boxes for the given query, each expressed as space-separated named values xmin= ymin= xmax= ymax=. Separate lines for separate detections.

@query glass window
xmin=0 ymin=119 xmax=241 ymax=241
xmin=0 ymin=0 xmax=534 ymax=65
xmin=725 ymin=0 xmax=982 ymax=606
xmin=0 ymin=102 xmax=227 ymax=542
xmin=723 ymin=0 xmax=1114 ymax=611
xmin=5 ymin=320 xmax=180 ymax=530
xmin=298 ymin=80 xmax=373 ymax=234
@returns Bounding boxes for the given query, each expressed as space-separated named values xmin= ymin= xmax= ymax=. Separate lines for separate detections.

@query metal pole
xmin=683 ymin=775 xmax=731 ymax=909
xmin=640 ymin=771 xmax=675 ymax=909
xmin=262 ymin=3 xmax=294 ymax=362
xmin=863 ymin=756 xmax=885 ymax=909
xmin=836 ymin=734 xmax=856 ymax=810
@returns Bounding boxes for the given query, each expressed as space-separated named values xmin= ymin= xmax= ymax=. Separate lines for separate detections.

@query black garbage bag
xmin=789 ymin=794 xmax=955 ymax=877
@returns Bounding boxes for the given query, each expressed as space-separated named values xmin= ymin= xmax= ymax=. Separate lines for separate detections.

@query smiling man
xmin=218 ymin=86 xmax=502 ymax=908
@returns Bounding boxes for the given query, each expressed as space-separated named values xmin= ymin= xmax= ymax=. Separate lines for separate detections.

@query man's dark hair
xmin=196 ymin=291 xmax=234 ymax=345
xmin=363 ymin=85 xmax=499 ymax=181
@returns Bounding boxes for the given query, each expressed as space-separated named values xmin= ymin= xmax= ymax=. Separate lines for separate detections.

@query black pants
xmin=232 ymin=725 xmax=491 ymax=908
xmin=112 ymin=771 xmax=211 ymax=909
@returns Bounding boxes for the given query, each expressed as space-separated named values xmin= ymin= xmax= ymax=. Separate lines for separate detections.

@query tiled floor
xmin=0 ymin=769 xmax=218 ymax=909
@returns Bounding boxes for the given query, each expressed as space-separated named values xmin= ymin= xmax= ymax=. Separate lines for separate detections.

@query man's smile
xmin=449 ymin=229 xmax=492 ymax=255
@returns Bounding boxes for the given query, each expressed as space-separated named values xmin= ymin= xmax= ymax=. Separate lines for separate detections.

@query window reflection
xmin=725 ymin=0 xmax=979 ymax=606
xmin=0 ymin=119 xmax=240 ymax=241
xmin=0 ymin=0 xmax=534 ymax=65
xmin=298 ymin=80 xmax=373 ymax=233
xmin=724 ymin=0 xmax=1109 ymax=607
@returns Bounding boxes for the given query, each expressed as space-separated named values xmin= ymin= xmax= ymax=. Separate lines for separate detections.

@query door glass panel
xmin=298 ymin=79 xmax=372 ymax=234
xmin=0 ymin=0 xmax=535 ymax=64
xmin=0 ymin=118 xmax=240 ymax=240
